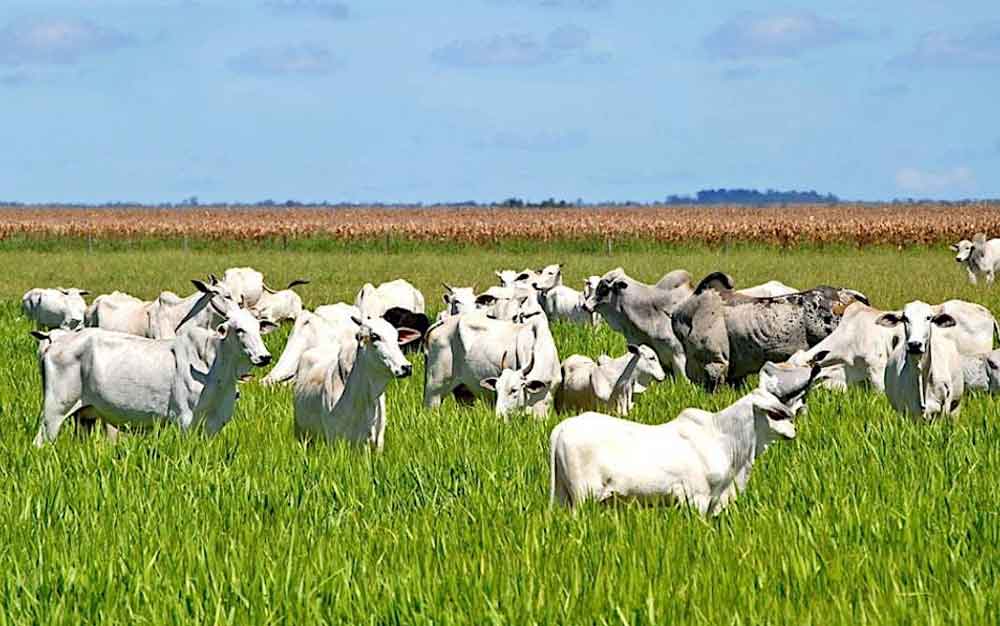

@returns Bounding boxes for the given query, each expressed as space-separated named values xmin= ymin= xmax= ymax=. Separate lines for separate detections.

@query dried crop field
xmin=1 ymin=202 xmax=998 ymax=245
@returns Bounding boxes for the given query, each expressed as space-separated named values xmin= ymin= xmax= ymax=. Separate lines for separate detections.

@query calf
xmin=549 ymin=359 xmax=821 ymax=514
xmin=33 ymin=283 xmax=276 ymax=446
xmin=293 ymin=317 xmax=420 ymax=450
xmin=876 ymin=301 xmax=964 ymax=420
xmin=556 ymin=345 xmax=666 ymax=416
xmin=22 ymin=288 xmax=89 ymax=330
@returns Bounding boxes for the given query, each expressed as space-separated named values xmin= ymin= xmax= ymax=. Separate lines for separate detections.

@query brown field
xmin=1 ymin=202 xmax=997 ymax=245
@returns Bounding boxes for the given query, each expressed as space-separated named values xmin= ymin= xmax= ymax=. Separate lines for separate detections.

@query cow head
xmin=494 ymin=270 xmax=518 ymax=288
xmin=214 ymin=305 xmax=276 ymax=367
xmin=175 ymin=278 xmax=241 ymax=332
xmin=950 ymin=239 xmax=973 ymax=263
xmin=479 ymin=351 xmax=547 ymax=419
xmin=351 ymin=316 xmax=418 ymax=379
xmin=752 ymin=358 xmax=823 ymax=443
xmin=628 ymin=344 xmax=667 ymax=385
xmin=442 ymin=283 xmax=477 ymax=315
xmin=532 ymin=264 xmax=563 ymax=291
xmin=583 ymin=267 xmax=628 ymax=313
xmin=582 ymin=276 xmax=600 ymax=301
xmin=876 ymin=301 xmax=955 ymax=356
xmin=56 ymin=288 xmax=89 ymax=329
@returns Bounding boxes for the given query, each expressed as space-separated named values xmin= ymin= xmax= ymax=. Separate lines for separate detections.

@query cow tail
xmin=994 ymin=318 xmax=1000 ymax=347
xmin=548 ymin=423 xmax=567 ymax=507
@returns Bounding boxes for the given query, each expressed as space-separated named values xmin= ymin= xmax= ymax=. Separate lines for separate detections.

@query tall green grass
xmin=1 ymin=241 xmax=998 ymax=624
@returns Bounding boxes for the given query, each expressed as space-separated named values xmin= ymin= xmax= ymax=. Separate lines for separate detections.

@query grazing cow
xmin=532 ymin=266 xmax=595 ymax=325
xmin=583 ymin=268 xmax=696 ymax=378
xmin=477 ymin=352 xmax=549 ymax=420
xmin=789 ymin=300 xmax=997 ymax=390
xmin=437 ymin=284 xmax=478 ymax=322
xmin=951 ymin=233 xmax=1000 ymax=285
xmin=85 ymin=291 xmax=154 ymax=336
xmin=261 ymin=309 xmax=359 ymax=385
xmin=556 ymin=344 xmax=666 ymax=416
xmin=671 ymin=272 xmax=868 ymax=389
xmin=293 ymin=317 xmax=420 ymax=450
xmin=251 ymin=279 xmax=310 ymax=323
xmin=22 ymin=288 xmax=89 ymax=330
xmin=549 ymin=359 xmax=822 ymax=513
xmin=146 ymin=277 xmax=237 ymax=339
xmin=382 ymin=307 xmax=430 ymax=352
xmin=32 ymin=283 xmax=276 ymax=446
xmin=875 ymin=301 xmax=964 ymax=420
xmin=355 ymin=279 xmax=425 ymax=318
xmin=960 ymin=350 xmax=1000 ymax=393
xmin=424 ymin=310 xmax=561 ymax=417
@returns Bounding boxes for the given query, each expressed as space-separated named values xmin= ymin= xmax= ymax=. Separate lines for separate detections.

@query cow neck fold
xmin=708 ymin=394 xmax=760 ymax=482
xmin=172 ymin=325 xmax=242 ymax=422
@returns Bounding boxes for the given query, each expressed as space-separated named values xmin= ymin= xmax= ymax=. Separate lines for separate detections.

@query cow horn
xmin=442 ymin=283 xmax=454 ymax=293
xmin=287 ymin=279 xmax=310 ymax=290
xmin=500 ymin=350 xmax=509 ymax=370
xmin=522 ymin=351 xmax=535 ymax=376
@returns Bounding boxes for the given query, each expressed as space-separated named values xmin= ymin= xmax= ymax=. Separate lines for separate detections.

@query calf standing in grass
xmin=294 ymin=316 xmax=420 ymax=451
xmin=549 ymin=359 xmax=823 ymax=515
xmin=556 ymin=344 xmax=666 ymax=416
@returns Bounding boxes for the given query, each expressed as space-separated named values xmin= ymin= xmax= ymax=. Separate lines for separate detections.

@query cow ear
xmin=479 ymin=378 xmax=498 ymax=392
xmin=442 ymin=293 xmax=452 ymax=305
xmin=875 ymin=312 xmax=902 ymax=327
xmin=259 ymin=320 xmax=279 ymax=335
xmin=192 ymin=279 xmax=214 ymax=295
xmin=78 ymin=290 xmax=90 ymax=296
xmin=350 ymin=315 xmax=363 ymax=327
xmin=949 ymin=244 xmax=959 ymax=252
xmin=30 ymin=330 xmax=49 ymax=342
xmin=932 ymin=313 xmax=957 ymax=328
xmin=396 ymin=327 xmax=422 ymax=346
xmin=525 ymin=380 xmax=547 ymax=394
xmin=753 ymin=392 xmax=794 ymax=421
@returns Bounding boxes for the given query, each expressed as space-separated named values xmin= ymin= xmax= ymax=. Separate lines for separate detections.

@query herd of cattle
xmin=18 ymin=236 xmax=1000 ymax=515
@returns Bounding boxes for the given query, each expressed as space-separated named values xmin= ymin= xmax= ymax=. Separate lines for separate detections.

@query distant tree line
xmin=665 ymin=188 xmax=840 ymax=205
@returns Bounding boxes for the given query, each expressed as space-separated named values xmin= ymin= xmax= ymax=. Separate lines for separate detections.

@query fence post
xmin=384 ymin=231 xmax=390 ymax=255
xmin=606 ymin=237 xmax=613 ymax=256
xmin=87 ymin=234 xmax=93 ymax=254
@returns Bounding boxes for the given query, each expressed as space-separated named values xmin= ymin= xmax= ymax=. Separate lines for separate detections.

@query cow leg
xmin=967 ymin=269 xmax=978 ymax=285
xmin=34 ymin=399 xmax=83 ymax=447
xmin=988 ymin=271 xmax=996 ymax=285
xmin=670 ymin=352 xmax=688 ymax=381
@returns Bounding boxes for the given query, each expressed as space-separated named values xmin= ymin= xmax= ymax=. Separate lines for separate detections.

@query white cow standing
xmin=549 ymin=359 xmax=822 ymax=514
xmin=85 ymin=291 xmax=154 ymax=336
xmin=951 ymin=234 xmax=1000 ymax=285
xmin=22 ymin=288 xmax=89 ymax=330
xmin=32 ymin=283 xmax=276 ymax=446
xmin=557 ymin=344 xmax=666 ymax=416
xmin=355 ymin=279 xmax=425 ymax=318
xmin=790 ymin=300 xmax=996 ymax=390
xmin=293 ymin=316 xmax=419 ymax=450
xmin=424 ymin=309 xmax=561 ymax=417
xmin=875 ymin=301 xmax=964 ymax=420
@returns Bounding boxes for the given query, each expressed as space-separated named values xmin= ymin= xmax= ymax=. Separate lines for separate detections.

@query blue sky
xmin=0 ymin=0 xmax=997 ymax=203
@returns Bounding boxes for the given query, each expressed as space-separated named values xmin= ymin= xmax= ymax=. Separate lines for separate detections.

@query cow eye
xmin=371 ymin=334 xmax=381 ymax=342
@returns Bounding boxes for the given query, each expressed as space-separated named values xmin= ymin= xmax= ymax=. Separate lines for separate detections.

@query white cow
xmin=436 ymin=284 xmax=478 ymax=322
xmin=146 ymin=278 xmax=237 ymax=339
xmin=549 ymin=360 xmax=821 ymax=514
xmin=85 ymin=291 xmax=153 ymax=336
xmin=22 ymin=288 xmax=89 ymax=330
xmin=790 ymin=300 xmax=996 ymax=390
xmin=355 ymin=279 xmax=425 ymax=318
xmin=424 ymin=310 xmax=561 ymax=417
xmin=556 ymin=344 xmax=666 ymax=416
xmin=261 ymin=308 xmax=359 ymax=385
xmin=876 ymin=301 xmax=964 ymax=420
xmin=475 ymin=286 xmax=543 ymax=321
xmin=951 ymin=234 xmax=1000 ymax=285
xmin=735 ymin=281 xmax=798 ymax=298
xmin=961 ymin=350 xmax=1000 ymax=393
xmin=293 ymin=316 xmax=419 ymax=450
xmin=220 ymin=267 xmax=266 ymax=308
xmin=32 ymin=286 xmax=276 ymax=446
xmin=251 ymin=279 xmax=310 ymax=323
xmin=495 ymin=268 xmax=538 ymax=288
xmin=533 ymin=266 xmax=595 ymax=325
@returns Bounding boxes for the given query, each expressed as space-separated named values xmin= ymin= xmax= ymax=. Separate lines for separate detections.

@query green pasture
xmin=1 ymin=240 xmax=998 ymax=625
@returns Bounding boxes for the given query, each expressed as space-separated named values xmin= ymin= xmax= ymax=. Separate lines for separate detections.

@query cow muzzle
xmin=906 ymin=342 xmax=925 ymax=355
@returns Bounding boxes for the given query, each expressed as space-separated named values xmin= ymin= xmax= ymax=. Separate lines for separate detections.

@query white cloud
xmin=895 ymin=166 xmax=974 ymax=193
xmin=892 ymin=24 xmax=1000 ymax=68
xmin=0 ymin=17 xmax=132 ymax=65
xmin=704 ymin=12 xmax=859 ymax=59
